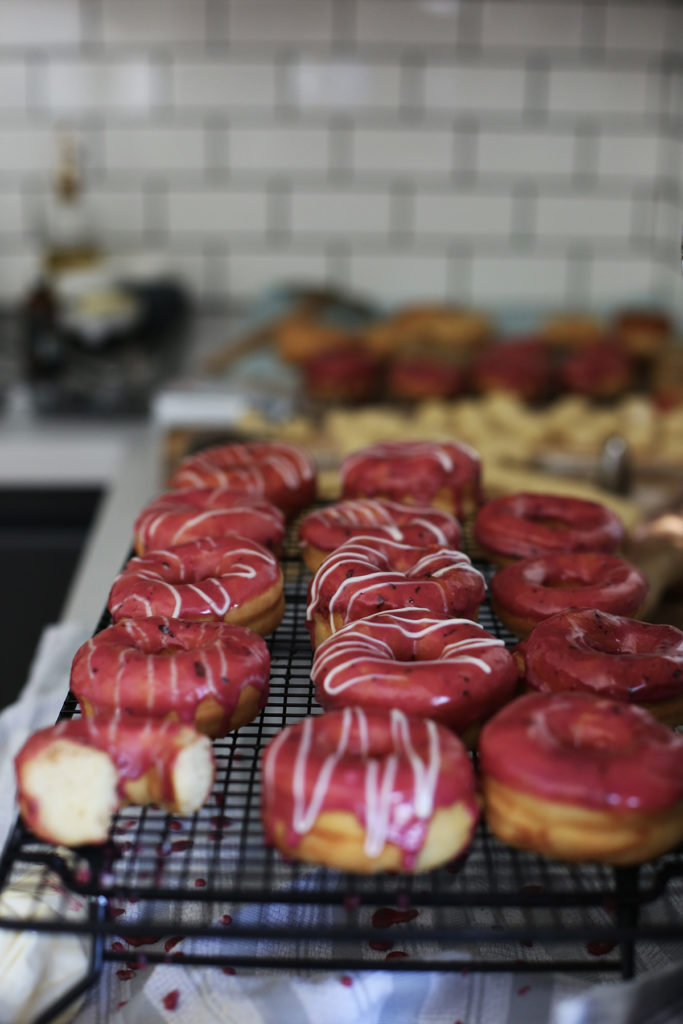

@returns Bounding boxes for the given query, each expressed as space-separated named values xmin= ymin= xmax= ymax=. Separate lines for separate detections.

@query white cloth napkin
xmin=0 ymin=625 xmax=681 ymax=1024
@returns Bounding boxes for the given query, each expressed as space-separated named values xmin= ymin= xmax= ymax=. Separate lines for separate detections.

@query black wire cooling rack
xmin=0 ymin=529 xmax=681 ymax=1023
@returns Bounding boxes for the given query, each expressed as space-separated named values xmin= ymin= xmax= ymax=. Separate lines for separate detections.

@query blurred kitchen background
xmin=0 ymin=0 xmax=682 ymax=703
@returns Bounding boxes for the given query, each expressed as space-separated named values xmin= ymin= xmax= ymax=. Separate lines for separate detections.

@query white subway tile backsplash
xmin=351 ymin=127 xmax=453 ymax=177
xmin=0 ymin=126 xmax=55 ymax=174
xmin=480 ymin=2 xmax=582 ymax=51
xmin=589 ymin=257 xmax=658 ymax=304
xmin=225 ymin=248 xmax=332 ymax=300
xmin=547 ymin=67 xmax=654 ymax=118
xmin=478 ymin=130 xmax=576 ymax=177
xmin=422 ymin=64 xmax=527 ymax=115
xmin=604 ymin=4 xmax=669 ymax=53
xmin=38 ymin=61 xmax=159 ymax=114
xmin=0 ymin=63 xmax=27 ymax=110
xmin=224 ymin=127 xmax=330 ymax=175
xmin=166 ymin=190 xmax=268 ymax=237
xmin=0 ymin=0 xmax=81 ymax=47
xmin=103 ymin=128 xmax=206 ymax=173
xmin=470 ymin=253 xmax=569 ymax=305
xmin=353 ymin=0 xmax=466 ymax=48
xmin=226 ymin=0 xmax=334 ymax=46
xmin=286 ymin=59 xmax=402 ymax=112
xmin=0 ymin=192 xmax=23 ymax=233
xmin=89 ymin=189 xmax=147 ymax=240
xmin=99 ymin=0 xmax=207 ymax=46
xmin=290 ymin=189 xmax=392 ymax=236
xmin=414 ymin=191 xmax=514 ymax=238
xmin=536 ymin=194 xmax=634 ymax=241
xmin=596 ymin=133 xmax=661 ymax=181
xmin=347 ymin=251 xmax=450 ymax=304
xmin=171 ymin=62 xmax=278 ymax=112
xmin=0 ymin=250 xmax=39 ymax=301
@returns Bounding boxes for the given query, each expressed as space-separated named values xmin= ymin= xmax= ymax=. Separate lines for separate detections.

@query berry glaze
xmin=71 ymin=617 xmax=270 ymax=737
xmin=340 ymin=440 xmax=482 ymax=518
xmin=16 ymin=716 xmax=213 ymax=809
xmin=312 ymin=609 xmax=516 ymax=733
xmin=168 ymin=441 xmax=316 ymax=517
xmin=133 ymin=488 xmax=285 ymax=555
xmin=261 ymin=706 xmax=479 ymax=870
xmin=479 ymin=691 xmax=683 ymax=814
xmin=490 ymin=552 xmax=649 ymax=636
xmin=299 ymin=498 xmax=461 ymax=569
xmin=475 ymin=492 xmax=624 ymax=562
xmin=306 ymin=536 xmax=485 ymax=645
xmin=517 ymin=609 xmax=683 ymax=709
xmin=108 ymin=536 xmax=282 ymax=627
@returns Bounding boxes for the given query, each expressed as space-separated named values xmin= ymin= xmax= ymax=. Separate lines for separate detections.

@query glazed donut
xmin=613 ymin=308 xmax=672 ymax=361
xmin=470 ymin=337 xmax=553 ymax=402
xmin=312 ymin=609 xmax=517 ymax=742
xmin=108 ymin=536 xmax=284 ymax=636
xmin=478 ymin=691 xmax=683 ymax=864
xmin=490 ymin=552 xmax=649 ymax=639
xmin=306 ymin=536 xmax=486 ymax=647
xmin=261 ymin=706 xmax=479 ymax=872
xmin=364 ymin=304 xmax=492 ymax=360
xmin=133 ymin=487 xmax=285 ymax=555
xmin=474 ymin=492 xmax=624 ymax=566
xmin=15 ymin=716 xmax=215 ymax=847
xmin=340 ymin=440 xmax=482 ymax=519
xmin=168 ymin=441 xmax=316 ymax=518
xmin=385 ymin=352 xmax=465 ymax=402
xmin=301 ymin=345 xmax=381 ymax=403
xmin=298 ymin=497 xmax=462 ymax=572
xmin=558 ymin=339 xmax=633 ymax=399
xmin=275 ymin=319 xmax=358 ymax=365
xmin=541 ymin=311 xmax=604 ymax=349
xmin=71 ymin=616 xmax=271 ymax=737
xmin=515 ymin=609 xmax=683 ymax=726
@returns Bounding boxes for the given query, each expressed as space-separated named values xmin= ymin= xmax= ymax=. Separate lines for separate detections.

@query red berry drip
xmin=220 ymin=914 xmax=233 ymax=926
xmin=385 ymin=950 xmax=409 ymax=960
xmin=517 ymin=985 xmax=531 ymax=996
xmin=340 ymin=975 xmax=353 ymax=986
xmin=164 ymin=936 xmax=184 ymax=953
xmin=162 ymin=989 xmax=180 ymax=1010
xmin=222 ymin=966 xmax=236 ymax=975
xmin=170 ymin=840 xmax=193 ymax=853
xmin=586 ymin=940 xmax=618 ymax=957
xmin=116 ymin=969 xmax=135 ymax=981
xmin=194 ymin=877 xmax=207 ymax=888
xmin=371 ymin=907 xmax=419 ymax=928
xmin=368 ymin=940 xmax=393 ymax=952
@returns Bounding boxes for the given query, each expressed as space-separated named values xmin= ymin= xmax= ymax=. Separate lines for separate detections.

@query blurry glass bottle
xmin=42 ymin=132 xmax=101 ymax=277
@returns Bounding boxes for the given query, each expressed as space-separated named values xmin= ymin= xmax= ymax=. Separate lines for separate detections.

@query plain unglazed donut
xmin=71 ymin=616 xmax=271 ymax=737
xmin=515 ymin=608 xmax=683 ymax=726
xmin=478 ymin=691 xmax=683 ymax=864
xmin=312 ymin=608 xmax=517 ymax=743
xmin=133 ymin=487 xmax=285 ymax=555
xmin=298 ymin=497 xmax=462 ymax=572
xmin=108 ymin=536 xmax=284 ymax=635
xmin=306 ymin=535 xmax=486 ymax=648
xmin=261 ymin=706 xmax=479 ymax=872
xmin=168 ymin=441 xmax=316 ymax=517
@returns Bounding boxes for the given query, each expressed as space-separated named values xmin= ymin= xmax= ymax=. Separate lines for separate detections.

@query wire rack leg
xmin=615 ymin=865 xmax=640 ymax=980
xmin=31 ymin=897 xmax=106 ymax=1024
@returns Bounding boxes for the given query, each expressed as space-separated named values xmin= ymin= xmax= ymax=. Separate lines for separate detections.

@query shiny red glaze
xmin=559 ymin=340 xmax=632 ymax=397
xmin=107 ymin=536 xmax=281 ymax=623
xmin=490 ymin=552 xmax=648 ymax=626
xmin=479 ymin=691 xmax=683 ymax=812
xmin=299 ymin=498 xmax=461 ymax=559
xmin=168 ymin=441 xmax=316 ymax=517
xmin=133 ymin=488 xmax=285 ymax=555
xmin=306 ymin=537 xmax=486 ymax=640
xmin=518 ymin=609 xmax=683 ymax=704
xmin=15 ymin=716 xmax=211 ymax=809
xmin=470 ymin=337 xmax=553 ymax=401
xmin=340 ymin=440 xmax=482 ymax=517
xmin=302 ymin=346 xmax=381 ymax=400
xmin=71 ymin=616 xmax=270 ymax=731
xmin=261 ymin=707 xmax=479 ymax=871
xmin=312 ymin=609 xmax=517 ymax=732
xmin=387 ymin=356 xmax=465 ymax=400
xmin=475 ymin=492 xmax=624 ymax=560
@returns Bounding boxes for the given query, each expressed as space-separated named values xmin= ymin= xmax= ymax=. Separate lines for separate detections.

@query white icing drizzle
xmin=268 ymin=706 xmax=442 ymax=859
xmin=313 ymin=611 xmax=505 ymax=695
